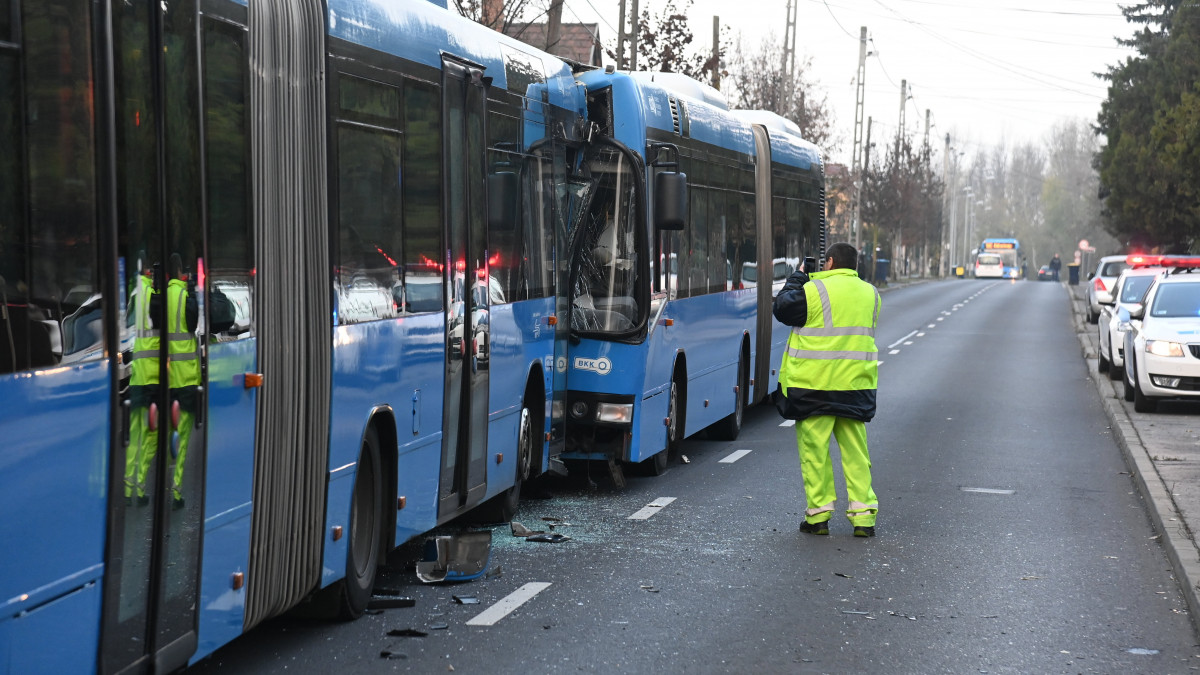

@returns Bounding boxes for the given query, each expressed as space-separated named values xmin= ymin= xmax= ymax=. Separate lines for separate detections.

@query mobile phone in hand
xmin=803 ymin=257 xmax=817 ymax=273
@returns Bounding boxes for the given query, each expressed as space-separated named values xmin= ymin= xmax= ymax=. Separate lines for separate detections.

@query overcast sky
xmin=557 ymin=0 xmax=1137 ymax=166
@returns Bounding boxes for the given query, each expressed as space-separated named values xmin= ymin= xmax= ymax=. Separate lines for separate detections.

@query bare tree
xmin=725 ymin=35 xmax=837 ymax=151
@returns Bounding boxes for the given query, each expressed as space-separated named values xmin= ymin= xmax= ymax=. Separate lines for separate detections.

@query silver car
xmin=1098 ymin=266 xmax=1160 ymax=380
xmin=1086 ymin=255 xmax=1130 ymax=323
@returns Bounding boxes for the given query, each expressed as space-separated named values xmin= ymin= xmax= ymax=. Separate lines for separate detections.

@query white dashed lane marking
xmin=779 ymin=419 xmax=796 ymax=427
xmin=719 ymin=449 xmax=753 ymax=464
xmin=628 ymin=497 xmax=677 ymax=520
xmin=465 ymin=582 xmax=553 ymax=626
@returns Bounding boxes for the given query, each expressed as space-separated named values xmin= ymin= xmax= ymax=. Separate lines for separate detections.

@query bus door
xmin=100 ymin=0 xmax=206 ymax=671
xmin=438 ymin=57 xmax=490 ymax=517
xmin=748 ymin=124 xmax=775 ymax=403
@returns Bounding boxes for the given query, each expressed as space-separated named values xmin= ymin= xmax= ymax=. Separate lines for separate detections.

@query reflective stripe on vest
xmin=779 ymin=270 xmax=879 ymax=392
xmin=166 ymin=279 xmax=201 ymax=386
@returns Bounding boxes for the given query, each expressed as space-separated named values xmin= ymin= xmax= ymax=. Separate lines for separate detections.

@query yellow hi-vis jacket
xmin=774 ymin=268 xmax=880 ymax=422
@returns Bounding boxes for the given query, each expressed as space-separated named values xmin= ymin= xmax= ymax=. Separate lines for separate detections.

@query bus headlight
xmin=1147 ymin=340 xmax=1185 ymax=357
xmin=596 ymin=402 xmax=633 ymax=424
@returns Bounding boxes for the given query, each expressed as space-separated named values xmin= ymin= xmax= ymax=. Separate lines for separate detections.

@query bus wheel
xmin=473 ymin=404 xmax=532 ymax=523
xmin=663 ymin=376 xmax=684 ymax=462
xmin=712 ymin=352 xmax=747 ymax=441
xmin=340 ymin=427 xmax=383 ymax=620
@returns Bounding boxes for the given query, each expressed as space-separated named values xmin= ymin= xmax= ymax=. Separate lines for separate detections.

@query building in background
xmin=505 ymin=22 xmax=604 ymax=68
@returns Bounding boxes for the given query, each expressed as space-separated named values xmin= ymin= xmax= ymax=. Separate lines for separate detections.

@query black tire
xmin=712 ymin=352 xmax=747 ymax=441
xmin=641 ymin=376 xmax=681 ymax=476
xmin=472 ymin=405 xmax=533 ymax=523
xmin=1098 ymin=345 xmax=1109 ymax=373
xmin=340 ymin=427 xmax=383 ymax=620
xmin=1123 ymin=360 xmax=1136 ymax=402
xmin=666 ymin=376 xmax=683 ymax=458
xmin=1133 ymin=377 xmax=1159 ymax=413
xmin=1108 ymin=347 xmax=1124 ymax=381
xmin=1085 ymin=305 xmax=1098 ymax=324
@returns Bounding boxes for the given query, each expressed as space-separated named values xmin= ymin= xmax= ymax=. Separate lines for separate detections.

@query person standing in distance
xmin=772 ymin=242 xmax=881 ymax=537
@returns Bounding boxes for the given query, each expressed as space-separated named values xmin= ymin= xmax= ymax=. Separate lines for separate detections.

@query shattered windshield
xmin=570 ymin=145 xmax=642 ymax=336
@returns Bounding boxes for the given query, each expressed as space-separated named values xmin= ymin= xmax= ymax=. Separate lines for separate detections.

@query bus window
xmin=571 ymin=145 xmax=641 ymax=335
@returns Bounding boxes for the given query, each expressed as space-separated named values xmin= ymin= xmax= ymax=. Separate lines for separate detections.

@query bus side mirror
xmin=654 ymin=171 xmax=687 ymax=231
xmin=488 ymin=172 xmax=518 ymax=230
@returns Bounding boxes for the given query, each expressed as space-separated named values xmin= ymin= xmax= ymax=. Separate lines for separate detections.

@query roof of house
xmin=504 ymin=22 xmax=603 ymax=67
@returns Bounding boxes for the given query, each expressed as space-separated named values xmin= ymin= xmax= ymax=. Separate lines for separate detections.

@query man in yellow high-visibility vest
xmin=773 ymin=242 xmax=881 ymax=537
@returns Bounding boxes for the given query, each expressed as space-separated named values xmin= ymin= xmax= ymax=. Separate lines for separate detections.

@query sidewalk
xmin=1067 ymin=282 xmax=1200 ymax=631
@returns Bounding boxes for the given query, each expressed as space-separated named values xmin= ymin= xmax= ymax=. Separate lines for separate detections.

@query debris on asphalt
xmin=452 ymin=595 xmax=480 ymax=604
xmin=680 ymin=454 xmax=690 ymax=464
xmin=367 ymin=597 xmax=416 ymax=610
xmin=387 ymin=628 xmax=428 ymax=637
xmin=485 ymin=565 xmax=503 ymax=579
xmin=841 ymin=610 xmax=868 ymax=615
xmin=640 ymin=585 xmax=659 ymax=593
xmin=834 ymin=572 xmax=854 ymax=579
xmin=416 ymin=531 xmax=492 ymax=583
xmin=886 ymin=611 xmax=917 ymax=620
xmin=429 ymin=623 xmax=449 ymax=630
xmin=526 ymin=533 xmax=570 ymax=543
xmin=510 ymin=521 xmax=544 ymax=537
xmin=379 ymin=650 xmax=407 ymax=660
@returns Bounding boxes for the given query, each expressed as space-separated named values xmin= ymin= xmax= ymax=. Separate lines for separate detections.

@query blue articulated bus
xmin=979 ymin=237 xmax=1023 ymax=279
xmin=561 ymin=71 xmax=825 ymax=477
xmin=0 ymin=0 xmax=586 ymax=671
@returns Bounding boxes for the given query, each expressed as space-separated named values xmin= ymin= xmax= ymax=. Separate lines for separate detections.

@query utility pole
xmin=616 ymin=0 xmax=626 ymax=69
xmin=782 ymin=0 xmax=797 ymax=93
xmin=864 ymin=116 xmax=873 ymax=281
xmin=712 ymin=16 xmax=721 ymax=90
xmin=896 ymin=79 xmax=906 ymax=159
xmin=941 ymin=133 xmax=950 ymax=277
xmin=629 ymin=0 xmax=639 ymax=70
xmin=851 ymin=26 xmax=867 ymax=251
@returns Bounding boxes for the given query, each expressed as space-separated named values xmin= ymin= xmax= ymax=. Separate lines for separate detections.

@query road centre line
xmin=888 ymin=330 xmax=918 ymax=349
xmin=628 ymin=497 xmax=677 ymax=520
xmin=719 ymin=449 xmax=753 ymax=463
xmin=465 ymin=582 xmax=552 ymax=626
xmin=960 ymin=487 xmax=1016 ymax=495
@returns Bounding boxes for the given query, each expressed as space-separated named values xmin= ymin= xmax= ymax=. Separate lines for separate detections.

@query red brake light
xmin=1093 ymin=277 xmax=1107 ymax=292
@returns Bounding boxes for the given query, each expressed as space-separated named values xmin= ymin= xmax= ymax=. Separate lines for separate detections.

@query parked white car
xmin=1086 ymin=254 xmax=1130 ymax=324
xmin=1122 ymin=262 xmax=1200 ymax=412
xmin=1098 ymin=266 xmax=1162 ymax=380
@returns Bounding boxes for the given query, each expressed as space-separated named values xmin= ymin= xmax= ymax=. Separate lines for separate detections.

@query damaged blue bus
xmin=0 ymin=0 xmax=586 ymax=671
xmin=561 ymin=71 xmax=826 ymax=479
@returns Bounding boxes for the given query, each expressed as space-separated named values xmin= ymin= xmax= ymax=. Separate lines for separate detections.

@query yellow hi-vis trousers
xmin=797 ymin=414 xmax=878 ymax=527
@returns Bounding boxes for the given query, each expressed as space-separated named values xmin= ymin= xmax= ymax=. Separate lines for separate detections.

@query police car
xmin=1097 ymin=256 xmax=1185 ymax=381
xmin=1122 ymin=257 xmax=1200 ymax=412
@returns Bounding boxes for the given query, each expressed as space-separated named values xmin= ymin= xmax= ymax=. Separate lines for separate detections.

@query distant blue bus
xmin=979 ymin=238 xmax=1024 ymax=279
xmin=562 ymin=71 xmax=825 ymax=475
xmin=0 ymin=0 xmax=586 ymax=671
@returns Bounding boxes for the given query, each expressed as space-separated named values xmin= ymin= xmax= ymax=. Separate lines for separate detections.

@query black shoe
xmin=853 ymin=525 xmax=875 ymax=538
xmin=800 ymin=520 xmax=830 ymax=535
xmin=137 ymin=495 xmax=150 ymax=507
xmin=172 ymin=496 xmax=185 ymax=511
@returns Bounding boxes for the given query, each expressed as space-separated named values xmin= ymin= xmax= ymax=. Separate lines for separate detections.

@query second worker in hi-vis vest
xmin=772 ymin=242 xmax=881 ymax=538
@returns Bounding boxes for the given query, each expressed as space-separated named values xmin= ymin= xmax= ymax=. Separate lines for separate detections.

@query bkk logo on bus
xmin=573 ymin=356 xmax=612 ymax=375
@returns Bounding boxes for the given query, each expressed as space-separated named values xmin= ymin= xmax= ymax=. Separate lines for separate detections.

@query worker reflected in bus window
xmin=163 ymin=253 xmax=200 ymax=510
xmin=125 ymin=256 xmax=161 ymax=506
